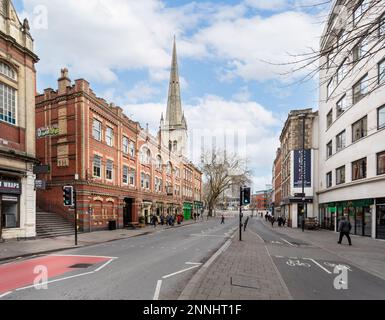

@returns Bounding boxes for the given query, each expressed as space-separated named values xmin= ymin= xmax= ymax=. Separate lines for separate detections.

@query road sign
xmin=35 ymin=180 xmax=47 ymax=190
xmin=33 ymin=165 xmax=51 ymax=175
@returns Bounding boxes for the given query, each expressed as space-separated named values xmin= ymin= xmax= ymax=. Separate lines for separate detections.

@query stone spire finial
xmin=23 ymin=18 xmax=30 ymax=32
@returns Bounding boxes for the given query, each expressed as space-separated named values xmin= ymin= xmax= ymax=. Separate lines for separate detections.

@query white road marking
xmin=162 ymin=265 xmax=201 ymax=279
xmin=94 ymin=259 xmax=114 ymax=272
xmin=0 ymin=291 xmax=12 ymax=299
xmin=304 ymin=258 xmax=332 ymax=274
xmin=153 ymin=280 xmax=162 ymax=300
xmin=185 ymin=262 xmax=203 ymax=266
xmin=15 ymin=271 xmax=95 ymax=291
xmin=190 ymin=234 xmax=227 ymax=238
xmin=14 ymin=257 xmax=117 ymax=292
xmin=275 ymin=256 xmax=284 ymax=259
xmin=280 ymin=238 xmax=296 ymax=247
xmin=203 ymin=239 xmax=232 ymax=269
xmin=50 ymin=254 xmax=118 ymax=259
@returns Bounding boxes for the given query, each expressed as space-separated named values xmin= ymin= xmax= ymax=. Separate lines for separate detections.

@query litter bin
xmin=108 ymin=220 xmax=117 ymax=231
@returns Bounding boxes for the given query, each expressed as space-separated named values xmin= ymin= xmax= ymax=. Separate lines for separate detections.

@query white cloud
xmin=22 ymin=0 xmax=201 ymax=83
xmin=244 ymin=0 xmax=288 ymax=11
xmin=190 ymin=10 xmax=323 ymax=82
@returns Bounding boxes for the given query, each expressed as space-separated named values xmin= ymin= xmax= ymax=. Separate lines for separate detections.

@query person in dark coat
xmin=338 ymin=216 xmax=352 ymax=246
xmin=221 ymin=215 xmax=225 ymax=224
xmin=243 ymin=216 xmax=250 ymax=231
xmin=151 ymin=215 xmax=158 ymax=228
xmin=271 ymin=216 xmax=276 ymax=227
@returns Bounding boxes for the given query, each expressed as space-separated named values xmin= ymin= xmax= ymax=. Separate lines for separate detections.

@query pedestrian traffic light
xmin=63 ymin=186 xmax=74 ymax=206
xmin=243 ymin=187 xmax=251 ymax=205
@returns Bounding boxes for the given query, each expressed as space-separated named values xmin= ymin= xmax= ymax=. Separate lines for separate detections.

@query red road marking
xmin=0 ymin=255 xmax=110 ymax=294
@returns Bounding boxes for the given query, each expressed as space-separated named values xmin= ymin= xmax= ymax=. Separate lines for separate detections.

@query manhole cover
xmin=69 ymin=264 xmax=93 ymax=269
xmin=231 ymin=275 xmax=260 ymax=290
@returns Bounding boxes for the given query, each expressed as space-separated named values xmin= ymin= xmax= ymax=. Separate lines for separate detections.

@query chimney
xmin=58 ymin=68 xmax=71 ymax=94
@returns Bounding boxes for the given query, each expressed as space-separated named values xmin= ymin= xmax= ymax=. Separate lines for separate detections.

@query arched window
xmin=0 ymin=61 xmax=17 ymax=81
xmin=140 ymin=147 xmax=151 ymax=165
xmin=166 ymin=162 xmax=172 ymax=175
xmin=0 ymin=62 xmax=17 ymax=125
xmin=156 ymin=155 xmax=162 ymax=170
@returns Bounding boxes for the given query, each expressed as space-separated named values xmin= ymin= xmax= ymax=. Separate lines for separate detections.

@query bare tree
xmin=201 ymin=149 xmax=251 ymax=217
xmin=265 ymin=0 xmax=385 ymax=101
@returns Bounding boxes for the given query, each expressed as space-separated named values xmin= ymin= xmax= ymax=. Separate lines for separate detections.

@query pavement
xmin=179 ymin=215 xmax=385 ymax=300
xmin=179 ymin=220 xmax=292 ymax=300
xmin=0 ymin=219 xmax=200 ymax=263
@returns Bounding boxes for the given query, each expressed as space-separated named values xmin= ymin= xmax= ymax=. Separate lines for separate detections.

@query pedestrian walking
xmin=271 ymin=216 xmax=276 ymax=228
xmin=338 ymin=215 xmax=352 ymax=246
xmin=221 ymin=214 xmax=225 ymax=224
xmin=277 ymin=216 xmax=282 ymax=227
xmin=243 ymin=216 xmax=249 ymax=232
xmin=151 ymin=215 xmax=157 ymax=228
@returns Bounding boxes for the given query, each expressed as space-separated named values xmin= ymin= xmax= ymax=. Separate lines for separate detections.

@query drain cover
xmin=231 ymin=275 xmax=260 ymax=290
xmin=69 ymin=263 xmax=93 ymax=269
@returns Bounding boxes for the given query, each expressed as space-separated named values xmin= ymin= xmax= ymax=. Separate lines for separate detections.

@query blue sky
xmin=14 ymin=0 xmax=330 ymax=191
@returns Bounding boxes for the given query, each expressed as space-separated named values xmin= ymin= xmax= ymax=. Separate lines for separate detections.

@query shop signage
xmin=37 ymin=126 xmax=60 ymax=139
xmin=0 ymin=180 xmax=21 ymax=194
xmin=34 ymin=180 xmax=47 ymax=190
xmin=293 ymin=149 xmax=312 ymax=188
xmin=33 ymin=165 xmax=51 ymax=175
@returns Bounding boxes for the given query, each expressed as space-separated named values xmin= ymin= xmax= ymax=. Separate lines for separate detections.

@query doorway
xmin=123 ymin=198 xmax=133 ymax=227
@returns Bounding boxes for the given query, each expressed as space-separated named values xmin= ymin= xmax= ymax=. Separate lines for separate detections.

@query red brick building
xmin=272 ymin=148 xmax=282 ymax=216
xmin=252 ymin=192 xmax=269 ymax=211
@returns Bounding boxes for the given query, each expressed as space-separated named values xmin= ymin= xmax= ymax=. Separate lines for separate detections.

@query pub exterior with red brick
xmin=35 ymin=42 xmax=202 ymax=232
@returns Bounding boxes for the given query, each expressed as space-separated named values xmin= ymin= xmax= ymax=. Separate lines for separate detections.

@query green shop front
xmin=183 ymin=202 xmax=193 ymax=220
xmin=194 ymin=201 xmax=204 ymax=216
xmin=319 ymin=199 xmax=374 ymax=237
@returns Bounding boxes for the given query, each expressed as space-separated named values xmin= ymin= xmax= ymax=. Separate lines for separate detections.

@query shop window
xmin=352 ymin=116 xmax=367 ymax=142
xmin=377 ymin=202 xmax=385 ymax=239
xmin=377 ymin=151 xmax=385 ymax=175
xmin=1 ymin=195 xmax=19 ymax=228
xmin=352 ymin=158 xmax=367 ymax=181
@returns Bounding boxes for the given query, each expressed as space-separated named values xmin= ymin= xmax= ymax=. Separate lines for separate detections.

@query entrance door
xmin=297 ymin=203 xmax=305 ymax=228
xmin=123 ymin=198 xmax=133 ymax=227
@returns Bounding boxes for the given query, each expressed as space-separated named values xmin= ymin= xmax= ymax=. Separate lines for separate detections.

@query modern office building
xmin=318 ymin=0 xmax=385 ymax=239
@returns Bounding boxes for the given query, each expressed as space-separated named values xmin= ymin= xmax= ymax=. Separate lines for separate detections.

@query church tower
xmin=160 ymin=37 xmax=188 ymax=157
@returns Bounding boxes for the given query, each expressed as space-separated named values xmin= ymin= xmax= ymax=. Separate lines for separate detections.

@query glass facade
xmin=320 ymin=199 xmax=374 ymax=237
xmin=377 ymin=198 xmax=385 ymax=240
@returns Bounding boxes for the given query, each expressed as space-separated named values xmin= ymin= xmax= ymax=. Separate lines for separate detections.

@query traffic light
xmin=243 ymin=187 xmax=251 ymax=205
xmin=63 ymin=186 xmax=74 ymax=206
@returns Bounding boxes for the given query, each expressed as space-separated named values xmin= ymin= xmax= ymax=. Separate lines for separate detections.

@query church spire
xmin=165 ymin=36 xmax=184 ymax=129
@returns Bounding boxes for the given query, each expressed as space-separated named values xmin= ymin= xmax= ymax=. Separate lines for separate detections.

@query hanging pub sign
xmin=37 ymin=126 xmax=60 ymax=139
xmin=0 ymin=180 xmax=21 ymax=195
